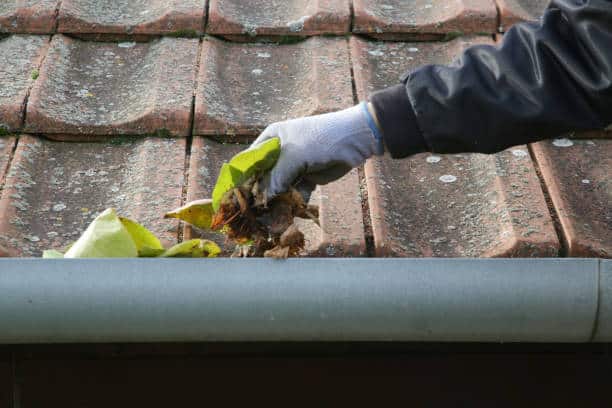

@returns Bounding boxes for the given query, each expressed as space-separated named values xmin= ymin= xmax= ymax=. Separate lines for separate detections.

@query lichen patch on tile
xmin=0 ymin=35 xmax=49 ymax=132
xmin=58 ymin=0 xmax=206 ymax=36
xmin=353 ymin=0 xmax=497 ymax=39
xmin=0 ymin=135 xmax=186 ymax=256
xmin=25 ymin=35 xmax=199 ymax=138
xmin=208 ymin=0 xmax=350 ymax=38
xmin=0 ymin=0 xmax=58 ymax=34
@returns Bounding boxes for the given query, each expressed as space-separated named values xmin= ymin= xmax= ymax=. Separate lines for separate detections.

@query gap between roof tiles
xmin=178 ymin=37 xmax=206 ymax=244
xmin=19 ymin=35 xmax=53 ymax=130
xmin=346 ymin=35 xmax=375 ymax=257
xmin=527 ymin=144 xmax=568 ymax=257
xmin=53 ymin=1 xmax=62 ymax=33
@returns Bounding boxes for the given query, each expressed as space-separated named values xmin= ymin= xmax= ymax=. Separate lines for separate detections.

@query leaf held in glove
xmin=211 ymin=138 xmax=280 ymax=212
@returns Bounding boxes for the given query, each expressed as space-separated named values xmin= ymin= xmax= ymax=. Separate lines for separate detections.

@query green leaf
xmin=42 ymin=249 xmax=64 ymax=258
xmin=212 ymin=163 xmax=243 ymax=212
xmin=211 ymin=138 xmax=281 ymax=212
xmin=164 ymin=199 xmax=214 ymax=230
xmin=119 ymin=216 xmax=163 ymax=256
xmin=227 ymin=137 xmax=281 ymax=177
xmin=160 ymin=239 xmax=221 ymax=258
xmin=63 ymin=208 xmax=138 ymax=258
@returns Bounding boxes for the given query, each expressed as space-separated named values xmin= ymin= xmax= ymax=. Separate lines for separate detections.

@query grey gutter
xmin=0 ymin=258 xmax=609 ymax=343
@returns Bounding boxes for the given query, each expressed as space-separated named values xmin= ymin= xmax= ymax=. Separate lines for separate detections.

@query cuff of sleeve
xmin=370 ymin=84 xmax=428 ymax=159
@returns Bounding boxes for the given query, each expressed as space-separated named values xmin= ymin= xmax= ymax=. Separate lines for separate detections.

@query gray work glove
xmin=249 ymin=102 xmax=384 ymax=199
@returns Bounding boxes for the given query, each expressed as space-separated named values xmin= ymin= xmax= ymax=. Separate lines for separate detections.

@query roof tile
xmin=25 ymin=35 xmax=198 ymax=139
xmin=185 ymin=138 xmax=366 ymax=256
xmin=0 ymin=135 xmax=185 ymax=256
xmin=0 ymin=35 xmax=49 ymax=133
xmin=0 ymin=0 xmax=58 ymax=34
xmin=353 ymin=0 xmax=498 ymax=39
xmin=365 ymin=149 xmax=559 ymax=257
xmin=497 ymin=0 xmax=548 ymax=30
xmin=194 ymin=36 xmax=353 ymax=139
xmin=207 ymin=0 xmax=350 ymax=39
xmin=352 ymin=37 xmax=558 ymax=256
xmin=531 ymin=139 xmax=611 ymax=258
xmin=58 ymin=0 xmax=206 ymax=37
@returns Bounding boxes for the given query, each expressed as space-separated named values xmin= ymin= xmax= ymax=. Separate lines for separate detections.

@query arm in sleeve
xmin=370 ymin=0 xmax=612 ymax=158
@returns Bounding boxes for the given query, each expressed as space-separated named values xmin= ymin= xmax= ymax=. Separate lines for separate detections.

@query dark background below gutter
xmin=1 ymin=342 xmax=611 ymax=407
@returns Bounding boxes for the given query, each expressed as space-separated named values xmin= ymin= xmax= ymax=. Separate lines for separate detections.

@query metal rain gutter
xmin=0 ymin=258 xmax=610 ymax=344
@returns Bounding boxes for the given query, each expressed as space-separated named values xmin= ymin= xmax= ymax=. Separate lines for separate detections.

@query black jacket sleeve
xmin=370 ymin=0 xmax=612 ymax=158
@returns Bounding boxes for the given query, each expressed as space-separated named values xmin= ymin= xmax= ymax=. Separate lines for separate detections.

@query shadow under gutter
xmin=0 ymin=258 xmax=610 ymax=344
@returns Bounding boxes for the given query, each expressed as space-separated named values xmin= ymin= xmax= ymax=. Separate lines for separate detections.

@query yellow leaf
xmin=64 ymin=208 xmax=138 ymax=258
xmin=160 ymin=239 xmax=221 ymax=258
xmin=164 ymin=199 xmax=214 ymax=230
xmin=119 ymin=216 xmax=163 ymax=256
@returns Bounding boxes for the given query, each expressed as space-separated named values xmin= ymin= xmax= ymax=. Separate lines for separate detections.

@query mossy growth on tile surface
xmin=167 ymin=29 xmax=200 ymax=38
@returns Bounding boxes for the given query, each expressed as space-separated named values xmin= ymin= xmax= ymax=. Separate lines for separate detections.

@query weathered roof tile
xmin=25 ymin=35 xmax=198 ymax=139
xmin=58 ymin=0 xmax=206 ymax=37
xmin=497 ymin=0 xmax=548 ymax=30
xmin=0 ymin=0 xmax=58 ymax=34
xmin=352 ymin=37 xmax=558 ymax=256
xmin=0 ymin=35 xmax=49 ymax=133
xmin=194 ymin=36 xmax=353 ymax=139
xmin=185 ymin=138 xmax=366 ymax=256
xmin=531 ymin=139 xmax=611 ymax=258
xmin=353 ymin=0 xmax=498 ymax=39
xmin=208 ymin=0 xmax=350 ymax=39
xmin=0 ymin=135 xmax=185 ymax=256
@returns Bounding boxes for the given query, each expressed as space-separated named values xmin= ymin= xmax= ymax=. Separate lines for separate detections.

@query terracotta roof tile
xmin=0 ymin=135 xmax=185 ymax=256
xmin=185 ymin=138 xmax=366 ymax=256
xmin=194 ymin=36 xmax=353 ymax=139
xmin=0 ymin=0 xmax=58 ymax=34
xmin=25 ymin=35 xmax=198 ymax=139
xmin=208 ymin=0 xmax=350 ymax=39
xmin=0 ymin=35 xmax=49 ymax=133
xmin=531 ymin=139 xmax=611 ymax=258
xmin=57 ymin=0 xmax=206 ymax=37
xmin=353 ymin=0 xmax=498 ymax=39
xmin=497 ymin=0 xmax=548 ymax=30
xmin=352 ymin=37 xmax=558 ymax=256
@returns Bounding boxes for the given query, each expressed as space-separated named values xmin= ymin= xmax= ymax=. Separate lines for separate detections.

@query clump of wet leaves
xmin=211 ymin=179 xmax=318 ymax=257
xmin=165 ymin=138 xmax=319 ymax=258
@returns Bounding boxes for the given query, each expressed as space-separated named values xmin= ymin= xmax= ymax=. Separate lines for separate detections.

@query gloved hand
xmin=250 ymin=102 xmax=384 ymax=199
